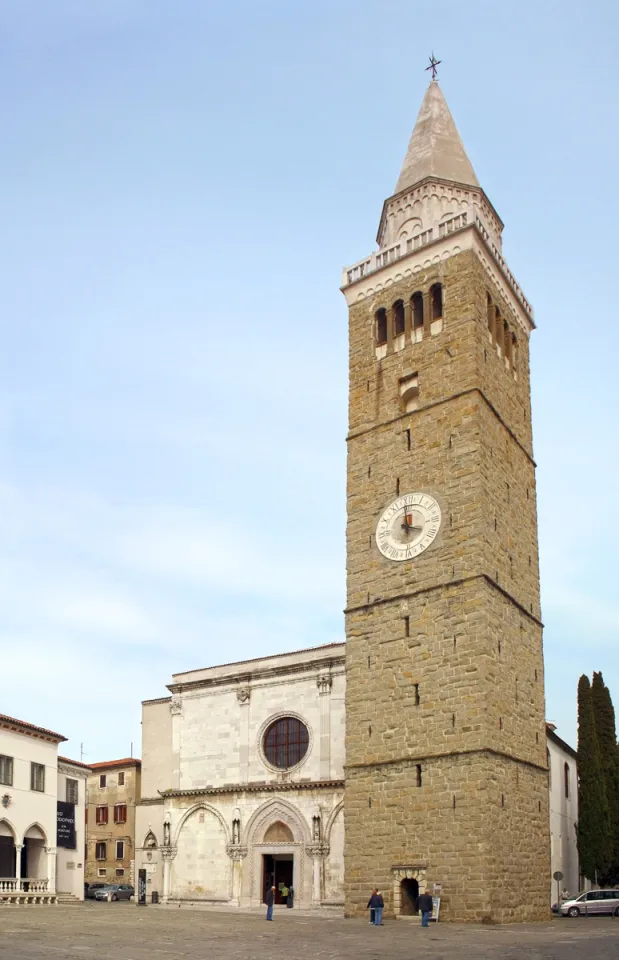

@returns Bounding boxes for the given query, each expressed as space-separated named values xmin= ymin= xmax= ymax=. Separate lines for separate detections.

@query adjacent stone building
xmin=85 ymin=758 xmax=141 ymax=887
xmin=341 ymin=78 xmax=550 ymax=921
xmin=135 ymin=645 xmax=345 ymax=908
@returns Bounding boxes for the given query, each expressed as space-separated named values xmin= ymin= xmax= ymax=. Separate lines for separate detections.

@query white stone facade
xmin=0 ymin=714 xmax=89 ymax=901
xmin=56 ymin=759 xmax=89 ymax=899
xmin=547 ymin=725 xmax=579 ymax=901
xmin=136 ymin=645 xmax=345 ymax=909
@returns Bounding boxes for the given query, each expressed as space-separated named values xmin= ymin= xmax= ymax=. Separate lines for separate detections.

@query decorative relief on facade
xmin=316 ymin=675 xmax=332 ymax=696
xmin=161 ymin=845 xmax=178 ymax=862
xmin=226 ymin=844 xmax=248 ymax=861
xmin=236 ymin=687 xmax=251 ymax=704
xmin=170 ymin=698 xmax=182 ymax=716
xmin=306 ymin=842 xmax=330 ymax=860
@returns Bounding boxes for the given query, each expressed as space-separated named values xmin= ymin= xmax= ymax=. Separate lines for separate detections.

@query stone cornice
xmin=167 ymin=656 xmax=345 ymax=696
xmin=345 ymin=572 xmax=543 ymax=628
xmin=346 ymin=746 xmax=547 ymax=775
xmin=347 ymin=386 xmax=536 ymax=467
xmin=159 ymin=779 xmax=344 ymax=799
xmin=137 ymin=797 xmax=165 ymax=806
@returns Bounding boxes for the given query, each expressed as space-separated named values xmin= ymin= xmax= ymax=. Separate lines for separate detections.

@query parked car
xmin=85 ymin=883 xmax=106 ymax=899
xmin=560 ymin=890 xmax=619 ymax=917
xmin=93 ymin=884 xmax=135 ymax=902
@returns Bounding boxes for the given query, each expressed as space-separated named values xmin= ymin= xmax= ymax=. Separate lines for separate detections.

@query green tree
xmin=577 ymin=674 xmax=611 ymax=881
xmin=591 ymin=672 xmax=619 ymax=884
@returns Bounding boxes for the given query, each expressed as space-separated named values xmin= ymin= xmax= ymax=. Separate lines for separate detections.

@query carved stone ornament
xmin=236 ymin=687 xmax=251 ymax=704
xmin=316 ymin=675 xmax=332 ymax=696
xmin=306 ymin=842 xmax=330 ymax=860
xmin=161 ymin=845 xmax=178 ymax=862
xmin=170 ymin=698 xmax=182 ymax=715
xmin=226 ymin=844 xmax=248 ymax=861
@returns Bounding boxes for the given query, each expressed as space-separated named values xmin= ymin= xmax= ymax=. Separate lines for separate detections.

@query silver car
xmin=93 ymin=883 xmax=134 ymax=902
xmin=560 ymin=889 xmax=619 ymax=917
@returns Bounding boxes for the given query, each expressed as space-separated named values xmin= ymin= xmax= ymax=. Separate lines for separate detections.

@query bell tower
xmin=342 ymin=79 xmax=549 ymax=922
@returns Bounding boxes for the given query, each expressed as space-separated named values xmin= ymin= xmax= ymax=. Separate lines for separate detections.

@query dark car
xmin=93 ymin=883 xmax=135 ymax=901
xmin=85 ymin=883 xmax=106 ymax=899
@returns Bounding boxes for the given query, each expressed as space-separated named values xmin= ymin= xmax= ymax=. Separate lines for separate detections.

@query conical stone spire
xmin=395 ymin=81 xmax=479 ymax=194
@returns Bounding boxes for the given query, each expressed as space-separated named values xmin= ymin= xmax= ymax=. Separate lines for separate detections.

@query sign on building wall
xmin=57 ymin=801 xmax=76 ymax=849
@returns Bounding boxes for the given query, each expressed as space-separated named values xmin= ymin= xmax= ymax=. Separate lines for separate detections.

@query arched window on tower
xmin=430 ymin=283 xmax=443 ymax=320
xmin=487 ymin=294 xmax=495 ymax=343
xmin=511 ymin=333 xmax=518 ymax=378
xmin=495 ymin=308 xmax=504 ymax=357
xmin=393 ymin=299 xmax=405 ymax=338
xmin=564 ymin=762 xmax=570 ymax=799
xmin=411 ymin=292 xmax=424 ymax=343
xmin=504 ymin=322 xmax=512 ymax=367
xmin=375 ymin=308 xmax=388 ymax=346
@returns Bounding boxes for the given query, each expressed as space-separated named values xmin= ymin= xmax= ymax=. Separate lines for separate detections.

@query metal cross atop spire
xmin=426 ymin=53 xmax=441 ymax=81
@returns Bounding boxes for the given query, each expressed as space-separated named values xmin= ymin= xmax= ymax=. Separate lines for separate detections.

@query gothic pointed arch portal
xmin=170 ymin=803 xmax=230 ymax=902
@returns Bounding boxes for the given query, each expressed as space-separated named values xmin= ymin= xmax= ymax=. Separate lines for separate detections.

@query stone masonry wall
xmin=344 ymin=246 xmax=549 ymax=921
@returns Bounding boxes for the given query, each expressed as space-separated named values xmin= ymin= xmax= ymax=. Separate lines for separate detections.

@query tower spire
xmin=395 ymin=80 xmax=479 ymax=194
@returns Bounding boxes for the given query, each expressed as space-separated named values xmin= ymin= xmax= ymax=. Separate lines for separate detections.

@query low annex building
xmin=0 ymin=713 xmax=89 ymax=902
xmin=136 ymin=645 xmax=345 ymax=908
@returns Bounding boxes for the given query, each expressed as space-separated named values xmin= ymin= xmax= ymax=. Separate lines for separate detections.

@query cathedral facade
xmin=135 ymin=645 xmax=345 ymax=910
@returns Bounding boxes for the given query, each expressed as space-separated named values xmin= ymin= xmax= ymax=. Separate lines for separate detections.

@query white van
xmin=560 ymin=889 xmax=619 ymax=917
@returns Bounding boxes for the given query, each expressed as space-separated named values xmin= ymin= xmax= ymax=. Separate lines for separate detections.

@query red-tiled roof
xmin=0 ymin=712 xmax=67 ymax=743
xmin=58 ymin=756 xmax=92 ymax=770
xmin=172 ymin=642 xmax=345 ymax=678
xmin=89 ymin=757 xmax=141 ymax=770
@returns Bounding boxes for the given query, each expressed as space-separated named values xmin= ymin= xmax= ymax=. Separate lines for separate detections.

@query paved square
xmin=0 ymin=904 xmax=618 ymax=959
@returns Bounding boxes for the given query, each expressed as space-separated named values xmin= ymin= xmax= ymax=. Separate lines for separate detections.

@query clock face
xmin=376 ymin=493 xmax=442 ymax=562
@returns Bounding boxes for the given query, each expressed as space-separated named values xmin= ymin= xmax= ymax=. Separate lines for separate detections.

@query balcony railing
xmin=0 ymin=878 xmax=49 ymax=893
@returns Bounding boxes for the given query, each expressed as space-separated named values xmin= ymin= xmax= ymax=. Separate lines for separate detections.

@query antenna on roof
xmin=130 ymin=742 xmax=133 ymax=758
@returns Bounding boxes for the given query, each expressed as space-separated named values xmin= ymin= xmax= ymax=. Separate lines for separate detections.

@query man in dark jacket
xmin=367 ymin=889 xmax=384 ymax=925
xmin=265 ymin=886 xmax=276 ymax=921
xmin=417 ymin=890 xmax=433 ymax=927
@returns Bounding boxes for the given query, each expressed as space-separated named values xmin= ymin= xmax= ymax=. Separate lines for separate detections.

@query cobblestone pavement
xmin=0 ymin=904 xmax=618 ymax=960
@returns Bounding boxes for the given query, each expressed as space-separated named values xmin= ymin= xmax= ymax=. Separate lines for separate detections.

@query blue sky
xmin=0 ymin=0 xmax=617 ymax=762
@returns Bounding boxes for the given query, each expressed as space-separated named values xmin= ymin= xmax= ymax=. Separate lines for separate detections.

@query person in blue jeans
xmin=265 ymin=886 xmax=276 ymax=920
xmin=367 ymin=889 xmax=384 ymax=924
xmin=417 ymin=890 xmax=433 ymax=927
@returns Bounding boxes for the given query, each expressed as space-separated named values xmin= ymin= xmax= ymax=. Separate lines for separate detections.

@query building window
xmin=99 ymin=774 xmax=107 ymax=788
xmin=263 ymin=717 xmax=309 ymax=769
xmin=430 ymin=282 xmax=443 ymax=320
xmin=411 ymin=291 xmax=424 ymax=334
xmin=118 ymin=772 xmax=125 ymax=786
xmin=375 ymin=308 xmax=388 ymax=345
xmin=115 ymin=868 xmax=125 ymax=877
xmin=96 ymin=806 xmax=109 ymax=825
xmin=98 ymin=868 xmax=107 ymax=878
xmin=66 ymin=778 xmax=79 ymax=804
xmin=0 ymin=755 xmax=13 ymax=786
xmin=564 ymin=762 xmax=570 ymax=799
xmin=393 ymin=300 xmax=405 ymax=337
xmin=114 ymin=804 xmax=127 ymax=824
xmin=116 ymin=840 xmax=125 ymax=860
xmin=30 ymin=762 xmax=45 ymax=793
xmin=96 ymin=842 xmax=107 ymax=861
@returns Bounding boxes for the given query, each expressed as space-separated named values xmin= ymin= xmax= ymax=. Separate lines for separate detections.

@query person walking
xmin=287 ymin=885 xmax=294 ymax=908
xmin=281 ymin=883 xmax=289 ymax=905
xmin=266 ymin=885 xmax=276 ymax=921
xmin=417 ymin=889 xmax=433 ymax=927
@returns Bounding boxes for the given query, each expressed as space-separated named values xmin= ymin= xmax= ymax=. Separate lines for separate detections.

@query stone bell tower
xmin=342 ymin=79 xmax=549 ymax=922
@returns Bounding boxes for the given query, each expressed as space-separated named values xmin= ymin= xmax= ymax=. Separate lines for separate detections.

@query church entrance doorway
xmin=400 ymin=878 xmax=419 ymax=915
xmin=262 ymin=854 xmax=293 ymax=905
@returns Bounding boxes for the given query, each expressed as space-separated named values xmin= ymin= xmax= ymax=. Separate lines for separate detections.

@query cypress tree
xmin=577 ymin=674 xmax=610 ymax=881
xmin=591 ymin=672 xmax=619 ymax=884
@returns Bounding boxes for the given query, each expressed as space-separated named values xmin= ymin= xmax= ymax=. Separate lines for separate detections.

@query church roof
xmin=395 ymin=80 xmax=479 ymax=194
